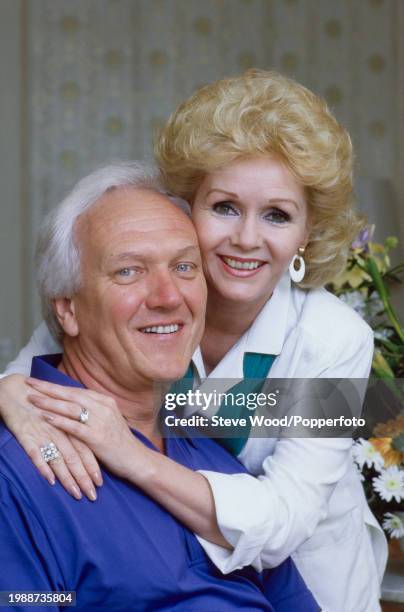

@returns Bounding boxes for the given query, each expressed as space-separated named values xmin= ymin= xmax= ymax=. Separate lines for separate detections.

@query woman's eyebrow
xmin=206 ymin=189 xmax=301 ymax=210
xmin=205 ymin=188 xmax=239 ymax=198
xmin=267 ymin=197 xmax=300 ymax=210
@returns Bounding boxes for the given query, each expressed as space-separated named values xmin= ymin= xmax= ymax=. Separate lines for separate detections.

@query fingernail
xmin=88 ymin=489 xmax=97 ymax=502
xmin=48 ymin=475 xmax=56 ymax=486
xmin=71 ymin=485 xmax=82 ymax=500
xmin=93 ymin=471 xmax=103 ymax=486
xmin=43 ymin=414 xmax=54 ymax=422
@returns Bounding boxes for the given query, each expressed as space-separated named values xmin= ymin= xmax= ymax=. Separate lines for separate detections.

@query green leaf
xmin=377 ymin=338 xmax=404 ymax=354
xmin=366 ymin=257 xmax=390 ymax=299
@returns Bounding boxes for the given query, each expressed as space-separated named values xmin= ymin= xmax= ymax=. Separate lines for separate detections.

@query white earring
xmin=289 ymin=247 xmax=305 ymax=283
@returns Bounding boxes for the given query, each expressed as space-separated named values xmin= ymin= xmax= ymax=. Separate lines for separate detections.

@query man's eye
xmin=176 ymin=263 xmax=194 ymax=273
xmin=265 ymin=209 xmax=290 ymax=224
xmin=212 ymin=202 xmax=238 ymax=216
xmin=115 ymin=268 xmax=139 ymax=281
xmin=118 ymin=268 xmax=133 ymax=276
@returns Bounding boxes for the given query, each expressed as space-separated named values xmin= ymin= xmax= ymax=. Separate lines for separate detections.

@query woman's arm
xmin=0 ymin=324 xmax=102 ymax=500
xmin=1 ymin=322 xmax=60 ymax=377
xmin=31 ymin=377 xmax=351 ymax=566
xmin=27 ymin=378 xmax=230 ymax=549
xmin=26 ymin=321 xmax=375 ymax=573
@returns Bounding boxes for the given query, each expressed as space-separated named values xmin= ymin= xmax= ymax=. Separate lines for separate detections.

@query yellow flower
xmin=332 ymin=267 xmax=371 ymax=290
xmin=371 ymin=416 xmax=404 ymax=467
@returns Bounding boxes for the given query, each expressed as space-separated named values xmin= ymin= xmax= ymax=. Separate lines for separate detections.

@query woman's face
xmin=192 ymin=156 xmax=310 ymax=308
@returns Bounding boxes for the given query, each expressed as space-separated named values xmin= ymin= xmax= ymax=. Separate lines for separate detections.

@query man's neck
xmin=59 ymin=340 xmax=164 ymax=450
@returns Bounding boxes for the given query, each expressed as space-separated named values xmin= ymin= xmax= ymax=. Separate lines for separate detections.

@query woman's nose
xmin=230 ymin=217 xmax=263 ymax=251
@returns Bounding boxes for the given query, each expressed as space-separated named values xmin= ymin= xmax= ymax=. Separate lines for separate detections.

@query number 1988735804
xmin=0 ymin=592 xmax=76 ymax=606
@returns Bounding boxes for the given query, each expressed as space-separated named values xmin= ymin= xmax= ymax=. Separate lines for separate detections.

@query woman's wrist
xmin=120 ymin=437 xmax=159 ymax=485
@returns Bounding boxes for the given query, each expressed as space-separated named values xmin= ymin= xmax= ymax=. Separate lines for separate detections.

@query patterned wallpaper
xmin=26 ymin=0 xmax=399 ymax=327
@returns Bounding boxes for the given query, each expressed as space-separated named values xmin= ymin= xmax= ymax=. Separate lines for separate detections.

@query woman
xmin=0 ymin=70 xmax=387 ymax=611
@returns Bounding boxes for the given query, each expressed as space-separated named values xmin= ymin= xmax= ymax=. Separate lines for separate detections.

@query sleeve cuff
xmin=197 ymin=470 xmax=276 ymax=573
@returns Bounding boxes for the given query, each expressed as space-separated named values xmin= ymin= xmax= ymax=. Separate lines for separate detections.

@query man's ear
xmin=53 ymin=297 xmax=79 ymax=337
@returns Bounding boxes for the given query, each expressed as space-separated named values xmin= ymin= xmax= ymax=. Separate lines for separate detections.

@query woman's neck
xmin=201 ymin=290 xmax=270 ymax=374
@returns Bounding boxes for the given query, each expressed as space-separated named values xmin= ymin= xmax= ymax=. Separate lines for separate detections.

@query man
xmin=0 ymin=163 xmax=318 ymax=611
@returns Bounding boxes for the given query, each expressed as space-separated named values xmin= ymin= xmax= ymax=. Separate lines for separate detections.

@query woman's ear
xmin=53 ymin=297 xmax=79 ymax=337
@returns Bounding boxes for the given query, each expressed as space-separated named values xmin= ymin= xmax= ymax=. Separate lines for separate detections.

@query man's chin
xmin=150 ymin=360 xmax=191 ymax=383
xmin=155 ymin=369 xmax=189 ymax=384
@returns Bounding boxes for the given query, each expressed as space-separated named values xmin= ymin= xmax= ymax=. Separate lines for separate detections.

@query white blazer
xmin=4 ymin=276 xmax=388 ymax=612
xmin=189 ymin=275 xmax=387 ymax=612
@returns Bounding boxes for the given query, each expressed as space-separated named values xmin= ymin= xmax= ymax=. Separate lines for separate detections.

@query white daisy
xmin=352 ymin=439 xmax=384 ymax=471
xmin=373 ymin=466 xmax=404 ymax=503
xmin=382 ymin=512 xmax=404 ymax=539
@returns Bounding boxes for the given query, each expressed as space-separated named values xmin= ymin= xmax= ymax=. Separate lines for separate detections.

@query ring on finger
xmin=40 ymin=442 xmax=60 ymax=463
xmin=79 ymin=408 xmax=89 ymax=424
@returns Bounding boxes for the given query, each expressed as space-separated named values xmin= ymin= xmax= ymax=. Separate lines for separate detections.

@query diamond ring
xmin=40 ymin=442 xmax=60 ymax=463
xmin=79 ymin=408 xmax=89 ymax=424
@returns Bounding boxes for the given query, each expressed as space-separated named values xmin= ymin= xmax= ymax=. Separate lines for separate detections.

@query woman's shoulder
xmin=289 ymin=286 xmax=373 ymax=354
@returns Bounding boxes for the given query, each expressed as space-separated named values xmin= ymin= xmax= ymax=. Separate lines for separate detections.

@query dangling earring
xmin=289 ymin=247 xmax=306 ymax=283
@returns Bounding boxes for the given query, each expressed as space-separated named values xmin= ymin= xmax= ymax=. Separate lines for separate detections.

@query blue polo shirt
xmin=0 ymin=355 xmax=319 ymax=611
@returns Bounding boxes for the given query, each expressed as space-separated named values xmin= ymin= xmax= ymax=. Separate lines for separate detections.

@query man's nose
xmin=145 ymin=271 xmax=184 ymax=310
xmin=230 ymin=216 xmax=263 ymax=250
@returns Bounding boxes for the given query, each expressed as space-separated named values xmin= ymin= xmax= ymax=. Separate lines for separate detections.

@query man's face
xmin=63 ymin=187 xmax=206 ymax=389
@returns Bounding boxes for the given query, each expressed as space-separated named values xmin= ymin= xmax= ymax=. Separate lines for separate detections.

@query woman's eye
xmin=212 ymin=202 xmax=238 ymax=216
xmin=265 ymin=209 xmax=290 ymax=224
xmin=118 ymin=268 xmax=133 ymax=276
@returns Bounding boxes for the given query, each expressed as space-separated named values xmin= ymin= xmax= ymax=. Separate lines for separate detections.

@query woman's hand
xmin=26 ymin=378 xmax=147 ymax=481
xmin=26 ymin=378 xmax=231 ymax=550
xmin=0 ymin=374 xmax=102 ymax=500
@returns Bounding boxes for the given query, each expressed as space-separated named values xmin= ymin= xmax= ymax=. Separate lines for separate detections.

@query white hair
xmin=36 ymin=161 xmax=191 ymax=340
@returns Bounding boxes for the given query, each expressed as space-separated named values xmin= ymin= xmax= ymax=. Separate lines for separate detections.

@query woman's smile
xmin=218 ymin=254 xmax=267 ymax=277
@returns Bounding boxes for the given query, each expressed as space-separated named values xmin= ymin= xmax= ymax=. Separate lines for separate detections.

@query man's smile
xmin=139 ymin=322 xmax=182 ymax=335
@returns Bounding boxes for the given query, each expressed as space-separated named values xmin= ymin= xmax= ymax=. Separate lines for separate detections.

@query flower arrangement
xmin=329 ymin=227 xmax=404 ymax=539
xmin=351 ymin=424 xmax=404 ymax=539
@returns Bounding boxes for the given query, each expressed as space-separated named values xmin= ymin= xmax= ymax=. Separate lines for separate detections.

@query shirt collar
xmin=31 ymin=354 xmax=85 ymax=388
xmin=243 ymin=272 xmax=291 ymax=356
xmin=191 ymin=346 xmax=206 ymax=379
xmin=191 ymin=273 xmax=291 ymax=375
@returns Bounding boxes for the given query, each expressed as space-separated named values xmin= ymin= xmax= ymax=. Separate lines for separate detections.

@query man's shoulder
xmin=0 ymin=423 xmax=27 ymax=469
xmin=0 ymin=422 xmax=52 ymax=503
xmin=0 ymin=422 xmax=14 ymax=451
xmin=178 ymin=433 xmax=248 ymax=474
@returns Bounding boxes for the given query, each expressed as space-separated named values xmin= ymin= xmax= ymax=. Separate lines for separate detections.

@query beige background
xmin=1 ymin=0 xmax=403 ymax=370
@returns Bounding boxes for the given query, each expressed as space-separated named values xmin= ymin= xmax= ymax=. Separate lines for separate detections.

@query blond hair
xmin=155 ymin=69 xmax=365 ymax=287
